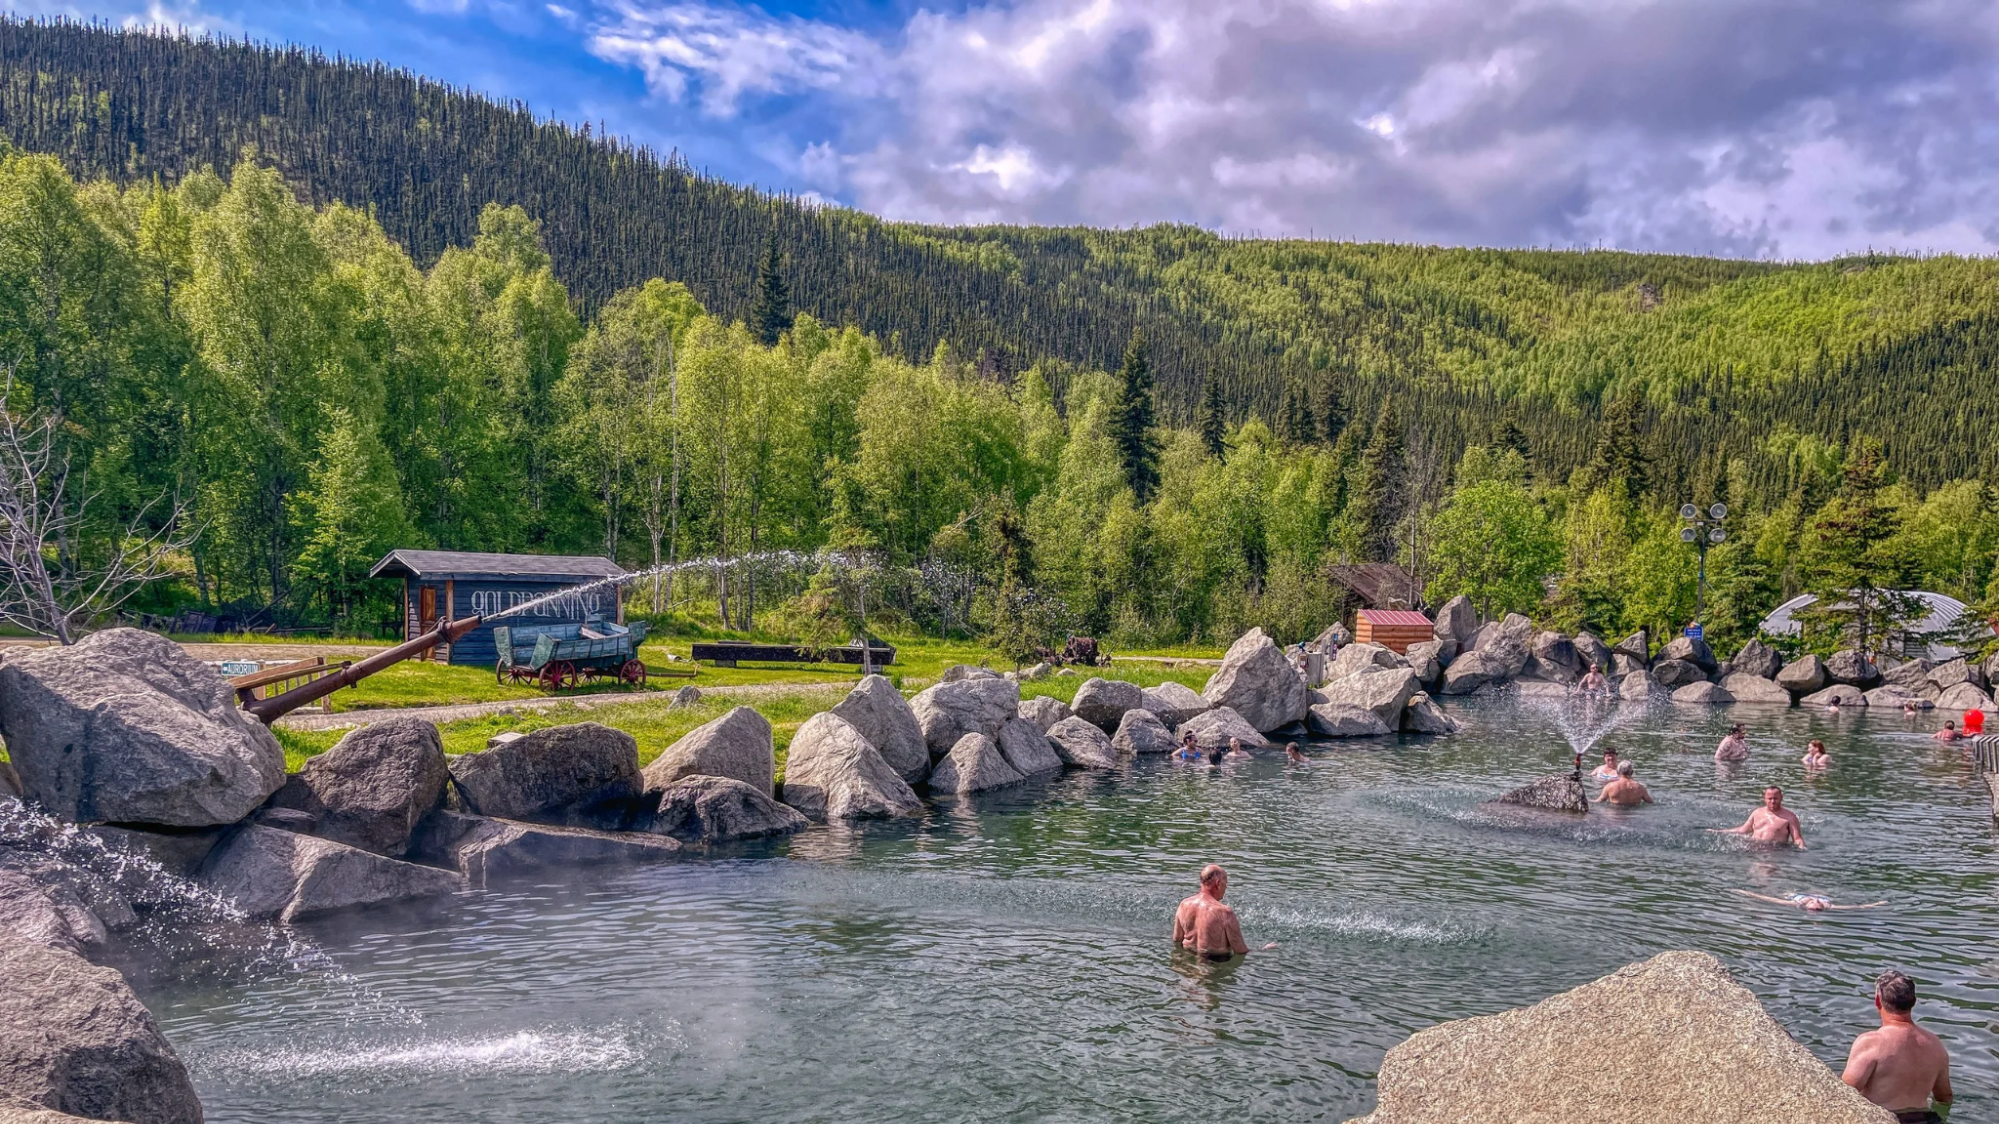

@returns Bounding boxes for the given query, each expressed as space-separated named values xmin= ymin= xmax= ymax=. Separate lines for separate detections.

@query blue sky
xmin=13 ymin=0 xmax=1999 ymax=258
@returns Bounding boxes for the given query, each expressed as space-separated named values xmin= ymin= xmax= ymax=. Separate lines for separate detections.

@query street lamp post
xmin=1679 ymin=502 xmax=1728 ymax=623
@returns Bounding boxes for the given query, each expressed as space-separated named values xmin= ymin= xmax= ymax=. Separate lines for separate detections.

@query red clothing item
xmin=1966 ymin=709 xmax=1985 ymax=735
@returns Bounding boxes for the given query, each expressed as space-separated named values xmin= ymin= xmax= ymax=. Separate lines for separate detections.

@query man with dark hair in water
xmin=1172 ymin=864 xmax=1278 ymax=962
xmin=1843 ymin=970 xmax=1952 ymax=1123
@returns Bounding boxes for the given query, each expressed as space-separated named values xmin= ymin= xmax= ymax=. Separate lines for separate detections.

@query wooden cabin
xmin=1354 ymin=608 xmax=1434 ymax=654
xmin=368 ymin=550 xmax=628 ymax=666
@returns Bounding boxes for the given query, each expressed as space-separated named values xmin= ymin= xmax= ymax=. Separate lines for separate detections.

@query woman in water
xmin=1733 ymin=889 xmax=1884 ymax=913
xmin=1590 ymin=749 xmax=1620 ymax=781
xmin=1802 ymin=739 xmax=1830 ymax=769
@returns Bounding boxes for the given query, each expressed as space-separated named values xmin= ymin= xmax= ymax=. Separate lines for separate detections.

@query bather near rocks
xmin=1359 ymin=950 xmax=1892 ymax=1124
xmin=1175 ymin=706 xmax=1271 ymax=753
xmin=0 ymin=628 xmax=286 ymax=828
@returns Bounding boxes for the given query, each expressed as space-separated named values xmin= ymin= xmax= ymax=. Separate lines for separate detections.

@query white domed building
xmin=1758 ymin=590 xmax=1994 ymax=661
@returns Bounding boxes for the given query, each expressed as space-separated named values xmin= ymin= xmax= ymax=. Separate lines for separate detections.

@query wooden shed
xmin=1355 ymin=608 xmax=1434 ymax=654
xmin=368 ymin=550 xmax=628 ymax=666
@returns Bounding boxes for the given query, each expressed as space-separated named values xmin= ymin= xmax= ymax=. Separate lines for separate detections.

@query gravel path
xmin=274 ymin=679 xmax=851 ymax=731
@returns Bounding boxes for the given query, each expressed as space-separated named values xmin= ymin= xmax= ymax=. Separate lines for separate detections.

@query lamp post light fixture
xmin=1679 ymin=502 xmax=1727 ymax=624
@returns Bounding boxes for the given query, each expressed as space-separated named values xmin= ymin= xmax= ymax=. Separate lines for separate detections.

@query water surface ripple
xmin=142 ymin=698 xmax=1999 ymax=1122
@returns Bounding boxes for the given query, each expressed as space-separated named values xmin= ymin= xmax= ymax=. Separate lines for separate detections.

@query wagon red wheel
xmin=539 ymin=662 xmax=571 ymax=691
xmin=505 ymin=665 xmax=535 ymax=686
xmin=620 ymin=658 xmax=647 ymax=687
xmin=559 ymin=662 xmax=581 ymax=689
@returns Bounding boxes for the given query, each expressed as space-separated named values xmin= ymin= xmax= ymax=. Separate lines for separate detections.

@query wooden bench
xmin=229 ymin=656 xmax=352 ymax=713
xmin=690 ymin=642 xmax=896 ymax=670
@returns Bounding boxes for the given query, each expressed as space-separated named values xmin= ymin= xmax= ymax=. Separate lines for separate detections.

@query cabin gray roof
xmin=369 ymin=550 xmax=628 ymax=583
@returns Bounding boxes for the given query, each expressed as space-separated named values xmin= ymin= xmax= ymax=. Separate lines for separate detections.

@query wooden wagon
xmin=494 ymin=618 xmax=650 ymax=689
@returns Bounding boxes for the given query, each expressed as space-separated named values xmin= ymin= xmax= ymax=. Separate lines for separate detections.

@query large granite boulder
xmin=199 ymin=824 xmax=465 ymax=922
xmin=1439 ymin=651 xmax=1506 ymax=695
xmin=1864 ymin=685 xmax=1931 ymax=710
xmin=0 ymin=628 xmax=285 ymax=828
xmin=80 ymin=826 xmax=224 ymax=881
xmin=1802 ymin=684 xmax=1867 ymax=707
xmin=1731 ymin=639 xmax=1783 ymax=681
xmin=1658 ymin=634 xmax=1717 ymax=673
xmin=1935 ymin=682 xmax=1997 ymax=712
xmin=1526 ymin=632 xmax=1584 ymax=684
xmin=646 ymin=776 xmax=806 ymax=842
xmin=0 ymin=854 xmax=122 ymax=955
xmin=829 ymin=674 xmax=929 ymax=783
xmin=1611 ymin=629 xmax=1649 ymax=662
xmin=1720 ymin=674 xmax=1794 ymax=705
xmin=1071 ymin=678 xmax=1145 ymax=732
xmin=1986 ymin=650 xmax=1999 ymax=691
xmin=416 ymin=811 xmax=678 ymax=881
xmin=1619 ymin=670 xmax=1654 ymax=700
xmin=1402 ymin=693 xmax=1461 ymax=734
xmin=0 ymin=940 xmax=204 ymax=1124
xmin=268 ymin=717 xmax=447 ymax=857
xmin=1044 ymin=716 xmax=1119 ymax=769
xmin=451 ymin=722 xmax=643 ymax=825
xmin=1572 ymin=632 xmax=1612 ymax=674
xmin=1825 ymin=650 xmax=1880 ymax=687
xmin=1432 ymin=595 xmax=1477 ymax=654
xmin=1139 ymin=681 xmax=1209 ymax=726
xmin=940 ymin=664 xmax=1000 ymax=682
xmin=1111 ymin=709 xmax=1177 ymax=756
xmin=1610 ymin=652 xmax=1647 ymax=677
xmin=1175 ymin=707 xmax=1271 ymax=752
xmin=1776 ymin=654 xmax=1828 ymax=694
xmin=1403 ymin=640 xmax=1444 ymax=686
xmin=1474 ymin=615 xmax=1534 ymax=678
xmin=1671 ymin=681 xmax=1734 ymax=705
xmin=1318 ymin=667 xmax=1421 ymax=726
xmin=1882 ymin=658 xmax=1934 ymax=691
xmin=1650 ymin=659 xmax=1708 ymax=688
xmin=995 ymin=717 xmax=1064 ymax=775
xmin=1308 ymin=703 xmax=1392 ymax=737
xmin=1927 ymin=657 xmax=1987 ymax=693
xmin=1016 ymin=695 xmax=1073 ymax=733
xmin=1362 ymin=950 xmax=1892 ymax=1124
xmin=1489 ymin=774 xmax=1587 ymax=814
xmin=908 ymin=678 xmax=1020 ymax=757
xmin=1202 ymin=627 xmax=1308 ymax=732
xmin=927 ymin=732 xmax=1024 ymax=793
xmin=781 ymin=713 xmax=922 ymax=821
xmin=1327 ymin=643 xmax=1403 ymax=683
xmin=643 ymin=707 xmax=777 ymax=797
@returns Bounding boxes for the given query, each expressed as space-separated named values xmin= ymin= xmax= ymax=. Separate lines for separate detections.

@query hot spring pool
xmin=131 ymin=697 xmax=1999 ymax=1122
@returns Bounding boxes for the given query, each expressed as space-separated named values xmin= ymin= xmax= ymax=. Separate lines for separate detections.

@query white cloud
xmin=572 ymin=0 xmax=1999 ymax=258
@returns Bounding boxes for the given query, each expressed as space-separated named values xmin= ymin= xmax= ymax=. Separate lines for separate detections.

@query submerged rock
xmin=1016 ymin=695 xmax=1073 ymax=733
xmin=908 ymin=678 xmax=1020 ymax=758
xmin=1202 ymin=627 xmax=1308 ymax=732
xmin=1308 ymin=703 xmax=1391 ymax=738
xmin=780 ymin=713 xmax=923 ymax=821
xmin=926 ymin=732 xmax=1024 ymax=793
xmin=1071 ymin=677 xmax=1145 ymax=732
xmin=0 ymin=627 xmax=285 ymax=828
xmin=0 ymin=940 xmax=204 ymax=1124
xmin=1044 ymin=716 xmax=1119 ymax=769
xmin=451 ymin=722 xmax=644 ymax=825
xmin=1139 ymin=681 xmax=1209 ymax=726
xmin=642 ymin=707 xmax=777 ymax=798
xmin=268 ymin=716 xmax=447 ymax=857
xmin=1489 ymin=774 xmax=1587 ymax=814
xmin=1361 ymin=950 xmax=1892 ymax=1124
xmin=1174 ymin=707 xmax=1271 ymax=752
xmin=995 ymin=717 xmax=1065 ymax=775
xmin=646 ymin=776 xmax=806 ymax=842
xmin=829 ymin=675 xmax=929 ymax=784
xmin=418 ymin=810 xmax=679 ymax=882
xmin=198 ymin=824 xmax=465 ymax=922
xmin=1776 ymin=654 xmax=1828 ymax=694
xmin=1111 ymin=709 xmax=1177 ymax=756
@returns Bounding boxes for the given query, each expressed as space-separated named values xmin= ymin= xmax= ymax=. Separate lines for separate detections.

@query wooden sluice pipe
xmin=243 ymin=614 xmax=485 ymax=725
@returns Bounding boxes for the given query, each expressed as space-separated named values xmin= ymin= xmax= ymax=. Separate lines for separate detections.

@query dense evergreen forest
xmin=0 ymin=17 xmax=1991 ymax=656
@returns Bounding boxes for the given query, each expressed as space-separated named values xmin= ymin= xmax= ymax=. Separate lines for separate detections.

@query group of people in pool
xmin=1172 ymin=730 xmax=1314 ymax=767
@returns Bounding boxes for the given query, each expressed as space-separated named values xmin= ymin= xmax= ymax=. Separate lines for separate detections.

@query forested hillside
xmin=0 ymin=17 xmax=1991 ymax=659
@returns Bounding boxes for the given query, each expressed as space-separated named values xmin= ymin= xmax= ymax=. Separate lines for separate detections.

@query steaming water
xmin=138 ymin=698 xmax=1999 ymax=1122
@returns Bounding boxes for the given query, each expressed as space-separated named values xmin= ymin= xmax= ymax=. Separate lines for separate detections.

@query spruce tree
xmin=1796 ymin=438 xmax=1925 ymax=655
xmin=1312 ymin=379 xmax=1347 ymax=446
xmin=1281 ymin=380 xmax=1316 ymax=445
xmin=1198 ymin=371 xmax=1228 ymax=458
xmin=1585 ymin=396 xmax=1648 ymax=500
xmin=751 ymin=238 xmax=792 ymax=346
xmin=1347 ymin=399 xmax=1406 ymax=562
xmin=1109 ymin=329 xmax=1161 ymax=499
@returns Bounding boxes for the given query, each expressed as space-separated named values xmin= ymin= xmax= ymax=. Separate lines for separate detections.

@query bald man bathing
xmin=1172 ymin=864 xmax=1277 ymax=961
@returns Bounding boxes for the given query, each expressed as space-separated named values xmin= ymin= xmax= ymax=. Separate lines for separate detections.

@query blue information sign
xmin=1685 ymin=624 xmax=1703 ymax=639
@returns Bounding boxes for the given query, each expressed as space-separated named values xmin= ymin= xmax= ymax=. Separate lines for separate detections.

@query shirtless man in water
xmin=1172 ymin=864 xmax=1275 ymax=960
xmin=1714 ymin=724 xmax=1749 ymax=762
xmin=1594 ymin=760 xmax=1652 ymax=806
xmin=1576 ymin=664 xmax=1609 ymax=695
xmin=1843 ymin=970 xmax=1953 ymax=1123
xmin=1709 ymin=786 xmax=1806 ymax=848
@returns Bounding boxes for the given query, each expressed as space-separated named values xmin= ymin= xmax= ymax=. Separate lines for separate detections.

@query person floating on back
xmin=1732 ymin=889 xmax=1883 ymax=912
xmin=1714 ymin=724 xmax=1749 ymax=762
xmin=1594 ymin=760 xmax=1651 ymax=806
xmin=1842 ymin=970 xmax=1952 ymax=1123
xmin=1171 ymin=864 xmax=1275 ymax=961
xmin=1708 ymin=786 xmax=1806 ymax=849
